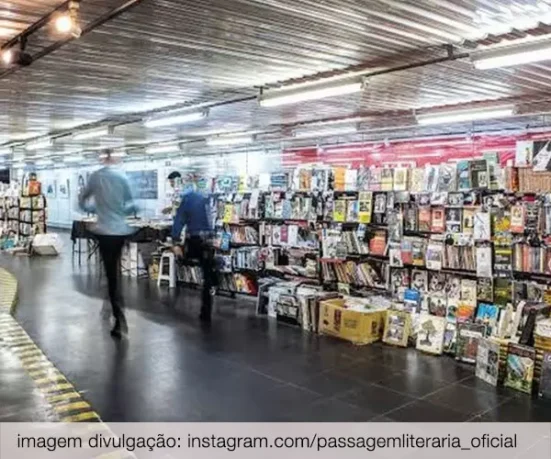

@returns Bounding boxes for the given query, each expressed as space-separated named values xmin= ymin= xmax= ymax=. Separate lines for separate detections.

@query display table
xmin=71 ymin=219 xmax=172 ymax=266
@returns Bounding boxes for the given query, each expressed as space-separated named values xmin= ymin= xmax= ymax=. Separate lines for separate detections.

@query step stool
xmin=157 ymin=251 xmax=177 ymax=288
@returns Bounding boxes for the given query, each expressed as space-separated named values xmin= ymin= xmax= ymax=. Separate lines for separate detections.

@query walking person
xmin=79 ymin=151 xmax=138 ymax=339
xmin=171 ymin=181 xmax=215 ymax=323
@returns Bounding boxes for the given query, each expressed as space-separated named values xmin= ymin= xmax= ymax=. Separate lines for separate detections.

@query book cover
xmin=416 ymin=316 xmax=446 ymax=355
xmin=346 ymin=200 xmax=359 ymax=222
xmin=470 ymin=159 xmax=489 ymax=189
xmin=430 ymin=207 xmax=445 ymax=233
xmin=424 ymin=165 xmax=439 ymax=192
xmin=389 ymin=246 xmax=404 ymax=268
xmin=475 ymin=303 xmax=500 ymax=335
xmin=425 ymin=242 xmax=443 ymax=270
xmin=430 ymin=192 xmax=447 ymax=206
xmin=428 ymin=294 xmax=447 ymax=317
xmin=504 ymin=343 xmax=535 ymax=394
xmin=333 ymin=167 xmax=346 ymax=191
xmin=345 ymin=169 xmax=358 ymax=191
xmin=493 ymin=208 xmax=511 ymax=233
xmin=411 ymin=269 xmax=428 ymax=292
xmin=475 ymin=338 xmax=500 ymax=386
xmin=404 ymin=288 xmax=421 ymax=312
xmin=311 ymin=169 xmax=329 ymax=192
xmin=460 ymin=278 xmax=478 ymax=306
xmin=412 ymin=239 xmax=426 ymax=266
xmin=515 ymin=140 xmax=534 ymax=168
xmin=400 ymin=239 xmax=413 ymax=265
xmin=393 ymin=167 xmax=408 ymax=191
xmin=369 ymin=230 xmax=387 ymax=256
xmin=494 ymin=278 xmax=512 ymax=307
xmin=443 ymin=323 xmax=457 ymax=354
xmin=418 ymin=207 xmax=431 ymax=232
xmin=445 ymin=275 xmax=461 ymax=300
xmin=358 ymin=192 xmax=373 ymax=224
xmin=357 ymin=168 xmax=370 ymax=191
xmin=456 ymin=303 xmax=476 ymax=323
xmin=381 ymin=168 xmax=394 ymax=191
xmin=473 ymin=212 xmax=491 ymax=241
xmin=429 ymin=271 xmax=446 ymax=294
xmin=494 ymin=245 xmax=513 ymax=272
xmin=404 ymin=205 xmax=418 ymax=232
xmin=477 ymin=278 xmax=494 ymax=303
xmin=510 ymin=205 xmax=526 ymax=233
xmin=369 ymin=168 xmax=382 ymax=191
xmin=447 ymin=192 xmax=464 ymax=207
xmin=383 ymin=310 xmax=411 ymax=347
xmin=409 ymin=168 xmax=425 ymax=193
xmin=462 ymin=207 xmax=475 ymax=234
xmin=446 ymin=299 xmax=459 ymax=323
xmin=457 ymin=160 xmax=471 ymax=191
xmin=333 ymin=200 xmax=346 ymax=222
xmin=539 ymin=352 xmax=551 ymax=399
xmin=476 ymin=246 xmax=493 ymax=278
xmin=445 ymin=207 xmax=462 ymax=233
xmin=456 ymin=323 xmax=486 ymax=364
xmin=437 ymin=163 xmax=457 ymax=192
xmin=373 ymin=193 xmax=387 ymax=214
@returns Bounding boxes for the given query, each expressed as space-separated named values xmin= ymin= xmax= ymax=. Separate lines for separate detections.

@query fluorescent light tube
xmin=64 ymin=155 xmax=85 ymax=162
xmin=25 ymin=138 xmax=52 ymax=151
xmin=99 ymin=151 xmax=126 ymax=159
xmin=294 ymin=125 xmax=358 ymax=139
xmin=73 ymin=127 xmax=110 ymax=140
xmin=144 ymin=111 xmax=207 ymax=128
xmin=147 ymin=144 xmax=181 ymax=154
xmin=36 ymin=158 xmax=54 ymax=166
xmin=259 ymin=78 xmax=364 ymax=107
xmin=472 ymin=40 xmax=551 ymax=70
xmin=417 ymin=107 xmax=514 ymax=126
xmin=207 ymin=135 xmax=253 ymax=147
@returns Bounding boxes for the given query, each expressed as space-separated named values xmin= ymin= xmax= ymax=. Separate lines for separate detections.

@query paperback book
xmin=475 ymin=338 xmax=500 ymax=386
xmin=416 ymin=315 xmax=446 ymax=355
xmin=538 ymin=352 xmax=551 ymax=399
xmin=383 ymin=310 xmax=411 ymax=347
xmin=504 ymin=343 xmax=535 ymax=394
xmin=457 ymin=160 xmax=471 ymax=191
xmin=456 ymin=323 xmax=486 ymax=364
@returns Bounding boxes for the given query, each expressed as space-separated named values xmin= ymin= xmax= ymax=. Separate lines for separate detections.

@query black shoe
xmin=110 ymin=319 xmax=128 ymax=340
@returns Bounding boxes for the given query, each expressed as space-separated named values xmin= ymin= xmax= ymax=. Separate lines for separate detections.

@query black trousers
xmin=96 ymin=234 xmax=127 ymax=324
xmin=186 ymin=235 xmax=215 ymax=316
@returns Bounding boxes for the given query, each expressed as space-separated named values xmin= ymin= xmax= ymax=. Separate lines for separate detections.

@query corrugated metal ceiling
xmin=3 ymin=0 xmax=551 ymax=161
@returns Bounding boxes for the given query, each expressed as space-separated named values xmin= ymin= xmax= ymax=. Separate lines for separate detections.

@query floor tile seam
xmin=464 ymin=396 xmax=516 ymax=422
xmin=0 ymin=267 xmax=102 ymax=424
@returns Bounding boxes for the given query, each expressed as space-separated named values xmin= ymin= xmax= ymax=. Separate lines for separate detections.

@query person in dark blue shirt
xmin=171 ymin=188 xmax=215 ymax=323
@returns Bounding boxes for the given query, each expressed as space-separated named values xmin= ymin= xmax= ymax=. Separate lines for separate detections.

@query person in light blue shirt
xmin=79 ymin=152 xmax=138 ymax=339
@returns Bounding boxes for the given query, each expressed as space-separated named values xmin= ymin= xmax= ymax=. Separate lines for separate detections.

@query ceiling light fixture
xmin=259 ymin=76 xmax=365 ymax=107
xmin=1 ymin=49 xmax=12 ymax=65
xmin=1 ymin=36 xmax=32 ymax=67
xmin=293 ymin=125 xmax=359 ymax=139
xmin=144 ymin=110 xmax=208 ymax=128
xmin=64 ymin=155 xmax=85 ymax=162
xmin=416 ymin=107 xmax=514 ymax=126
xmin=72 ymin=126 xmax=110 ymax=140
xmin=207 ymin=135 xmax=254 ymax=147
xmin=99 ymin=151 xmax=126 ymax=159
xmin=54 ymin=1 xmax=81 ymax=38
xmin=472 ymin=39 xmax=551 ymax=70
xmin=25 ymin=137 xmax=53 ymax=151
xmin=35 ymin=158 xmax=54 ymax=166
xmin=146 ymin=144 xmax=182 ymax=154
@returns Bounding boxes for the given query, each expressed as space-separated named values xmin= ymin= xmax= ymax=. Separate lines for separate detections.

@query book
xmin=418 ymin=207 xmax=431 ymax=232
xmin=424 ymin=165 xmax=439 ymax=192
xmin=477 ymin=278 xmax=494 ymax=303
xmin=383 ymin=310 xmax=411 ymax=347
xmin=456 ymin=323 xmax=486 ymax=364
xmin=443 ymin=323 xmax=457 ymax=354
xmin=429 ymin=272 xmax=446 ymax=294
xmin=475 ymin=338 xmax=500 ymax=386
xmin=369 ymin=168 xmax=382 ymax=191
xmin=515 ymin=140 xmax=534 ymax=167
xmin=445 ymin=207 xmax=462 ymax=233
xmin=345 ymin=169 xmax=358 ymax=191
xmin=504 ymin=343 xmax=535 ymax=394
xmin=519 ymin=303 xmax=551 ymax=345
xmin=470 ymin=159 xmax=488 ymax=189
xmin=409 ymin=168 xmax=425 ymax=193
xmin=475 ymin=303 xmax=500 ymax=336
xmin=430 ymin=192 xmax=447 ymax=206
xmin=460 ymin=278 xmax=478 ymax=306
xmin=425 ymin=242 xmax=443 ymax=270
xmin=393 ymin=167 xmax=408 ymax=191
xmin=381 ymin=168 xmax=394 ymax=191
xmin=476 ymin=246 xmax=493 ymax=278
xmin=416 ymin=316 xmax=446 ymax=355
xmin=369 ymin=230 xmax=387 ymax=256
xmin=510 ymin=205 xmax=526 ymax=233
xmin=539 ymin=352 xmax=551 ymax=399
xmin=358 ymin=192 xmax=373 ymax=224
xmin=373 ymin=193 xmax=387 ymax=214
xmin=493 ymin=208 xmax=511 ymax=233
xmin=411 ymin=269 xmax=428 ymax=292
xmin=456 ymin=303 xmax=476 ymax=323
xmin=473 ymin=212 xmax=491 ymax=241
xmin=346 ymin=200 xmax=359 ymax=222
xmin=445 ymin=275 xmax=461 ymax=300
xmin=404 ymin=205 xmax=417 ymax=231
xmin=333 ymin=167 xmax=346 ymax=191
xmin=356 ymin=168 xmax=370 ymax=191
xmin=333 ymin=200 xmax=346 ymax=222
xmin=404 ymin=289 xmax=421 ymax=312
xmin=457 ymin=160 xmax=471 ymax=191
xmin=437 ymin=163 xmax=457 ymax=192
xmin=430 ymin=207 xmax=445 ymax=233
xmin=428 ymin=294 xmax=447 ymax=317
xmin=462 ymin=207 xmax=475 ymax=234
xmin=494 ymin=278 xmax=512 ymax=307
xmin=389 ymin=246 xmax=404 ymax=268
xmin=446 ymin=299 xmax=459 ymax=323
xmin=400 ymin=239 xmax=413 ymax=265
xmin=494 ymin=245 xmax=513 ymax=272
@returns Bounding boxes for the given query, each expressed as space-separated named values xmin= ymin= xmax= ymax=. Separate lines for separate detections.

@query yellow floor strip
xmin=0 ymin=267 xmax=102 ymax=425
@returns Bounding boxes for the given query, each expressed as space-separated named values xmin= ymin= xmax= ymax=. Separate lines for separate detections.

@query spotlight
xmin=1 ymin=49 xmax=13 ymax=65
xmin=54 ymin=2 xmax=81 ymax=38
xmin=1 ymin=47 xmax=32 ymax=67
xmin=55 ymin=14 xmax=73 ymax=34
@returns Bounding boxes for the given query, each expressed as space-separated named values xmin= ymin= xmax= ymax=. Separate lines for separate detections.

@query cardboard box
xmin=319 ymin=298 xmax=385 ymax=345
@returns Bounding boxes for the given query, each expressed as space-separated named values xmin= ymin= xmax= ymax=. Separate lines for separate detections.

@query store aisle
xmin=1 ymin=238 xmax=550 ymax=422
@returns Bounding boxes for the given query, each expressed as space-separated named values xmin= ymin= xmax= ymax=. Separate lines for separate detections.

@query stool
xmin=157 ymin=251 xmax=177 ymax=288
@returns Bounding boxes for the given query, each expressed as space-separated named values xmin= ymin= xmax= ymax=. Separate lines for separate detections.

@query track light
xmin=72 ymin=126 xmax=110 ymax=140
xmin=144 ymin=110 xmax=208 ymax=128
xmin=472 ymin=39 xmax=551 ymax=70
xmin=416 ymin=107 xmax=514 ymax=125
xmin=1 ymin=46 xmax=32 ymax=67
xmin=259 ymin=77 xmax=365 ymax=107
xmin=25 ymin=137 xmax=53 ymax=151
xmin=1 ymin=49 xmax=12 ymax=65
xmin=54 ymin=1 xmax=81 ymax=38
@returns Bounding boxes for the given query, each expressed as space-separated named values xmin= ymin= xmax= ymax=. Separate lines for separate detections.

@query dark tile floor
xmin=1 ymin=236 xmax=550 ymax=422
